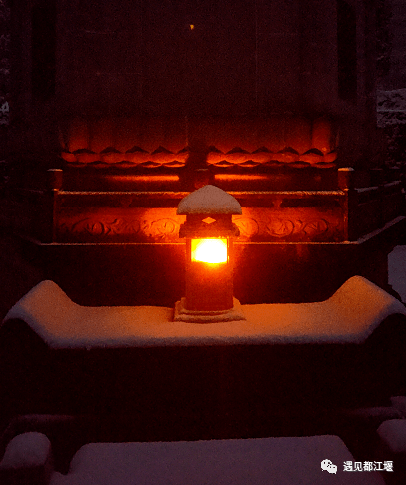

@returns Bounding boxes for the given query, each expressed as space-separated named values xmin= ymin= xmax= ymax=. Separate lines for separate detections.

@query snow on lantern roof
xmin=177 ymin=185 xmax=242 ymax=215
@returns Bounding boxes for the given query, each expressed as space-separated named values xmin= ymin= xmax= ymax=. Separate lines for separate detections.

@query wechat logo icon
xmin=321 ymin=459 xmax=337 ymax=474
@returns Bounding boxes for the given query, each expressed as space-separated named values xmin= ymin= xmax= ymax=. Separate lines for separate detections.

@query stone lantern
xmin=174 ymin=185 xmax=245 ymax=322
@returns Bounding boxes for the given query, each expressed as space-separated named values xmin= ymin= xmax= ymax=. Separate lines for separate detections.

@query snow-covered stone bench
xmin=0 ymin=432 xmax=53 ymax=485
xmin=375 ymin=418 xmax=406 ymax=484
xmin=3 ymin=275 xmax=406 ymax=349
xmin=0 ymin=432 xmax=386 ymax=485
xmin=2 ymin=275 xmax=406 ymax=429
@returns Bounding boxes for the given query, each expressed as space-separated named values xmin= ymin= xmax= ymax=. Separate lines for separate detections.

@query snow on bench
xmin=0 ymin=433 xmax=385 ymax=485
xmin=0 ymin=432 xmax=53 ymax=485
xmin=3 ymin=276 xmax=406 ymax=349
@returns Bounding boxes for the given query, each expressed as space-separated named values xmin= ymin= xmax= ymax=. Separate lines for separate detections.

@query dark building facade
xmin=4 ymin=0 xmax=405 ymax=305
xmin=9 ymin=0 xmax=379 ymax=167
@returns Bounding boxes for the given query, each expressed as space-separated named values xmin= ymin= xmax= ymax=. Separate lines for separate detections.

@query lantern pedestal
xmin=173 ymin=297 xmax=245 ymax=323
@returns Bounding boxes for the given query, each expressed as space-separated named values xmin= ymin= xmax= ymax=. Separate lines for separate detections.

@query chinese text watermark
xmin=321 ymin=460 xmax=393 ymax=474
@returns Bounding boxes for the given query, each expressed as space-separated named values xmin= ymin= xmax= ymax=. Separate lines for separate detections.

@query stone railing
xmin=4 ymin=166 xmax=404 ymax=245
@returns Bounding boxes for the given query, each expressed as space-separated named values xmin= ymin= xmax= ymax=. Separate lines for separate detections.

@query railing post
xmin=338 ymin=167 xmax=355 ymax=241
xmin=45 ymin=169 xmax=63 ymax=243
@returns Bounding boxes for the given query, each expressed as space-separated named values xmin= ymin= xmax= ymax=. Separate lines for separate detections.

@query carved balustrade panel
xmin=57 ymin=207 xmax=185 ymax=243
xmin=55 ymin=193 xmax=345 ymax=243
xmin=234 ymin=208 xmax=344 ymax=242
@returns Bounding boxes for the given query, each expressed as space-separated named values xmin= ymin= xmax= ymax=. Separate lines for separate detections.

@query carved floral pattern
xmin=67 ymin=217 xmax=141 ymax=236
xmin=234 ymin=217 xmax=259 ymax=237
xmin=58 ymin=216 xmax=181 ymax=241
xmin=303 ymin=219 xmax=329 ymax=236
xmin=57 ymin=208 xmax=341 ymax=243
xmin=266 ymin=219 xmax=295 ymax=238
xmin=266 ymin=218 xmax=331 ymax=238
xmin=143 ymin=218 xmax=181 ymax=239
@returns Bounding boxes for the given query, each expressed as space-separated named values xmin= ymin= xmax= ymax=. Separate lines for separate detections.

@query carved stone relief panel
xmin=56 ymin=203 xmax=344 ymax=243
xmin=57 ymin=207 xmax=185 ymax=243
xmin=234 ymin=206 xmax=344 ymax=242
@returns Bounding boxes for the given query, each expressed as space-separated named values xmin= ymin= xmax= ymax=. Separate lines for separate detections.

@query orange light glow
xmin=189 ymin=24 xmax=195 ymax=30
xmin=108 ymin=175 xmax=179 ymax=183
xmin=215 ymin=174 xmax=269 ymax=182
xmin=191 ymin=238 xmax=227 ymax=264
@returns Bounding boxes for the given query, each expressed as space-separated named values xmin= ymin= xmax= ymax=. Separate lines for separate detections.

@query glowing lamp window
xmin=191 ymin=238 xmax=227 ymax=264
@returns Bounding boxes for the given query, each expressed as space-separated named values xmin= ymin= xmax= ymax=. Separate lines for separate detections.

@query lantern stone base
xmin=173 ymin=297 xmax=246 ymax=323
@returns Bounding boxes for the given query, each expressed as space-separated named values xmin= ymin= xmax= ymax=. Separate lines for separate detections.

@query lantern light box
xmin=174 ymin=185 xmax=246 ymax=323
xmin=191 ymin=238 xmax=228 ymax=264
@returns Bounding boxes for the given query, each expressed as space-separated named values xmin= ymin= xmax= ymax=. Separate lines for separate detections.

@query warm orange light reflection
xmin=215 ymin=174 xmax=269 ymax=182
xmin=191 ymin=238 xmax=227 ymax=264
xmin=108 ymin=175 xmax=179 ymax=183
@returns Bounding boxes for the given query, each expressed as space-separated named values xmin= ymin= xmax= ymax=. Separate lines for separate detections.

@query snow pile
xmin=0 ymin=432 xmax=52 ymax=468
xmin=50 ymin=435 xmax=385 ymax=485
xmin=377 ymin=88 xmax=406 ymax=126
